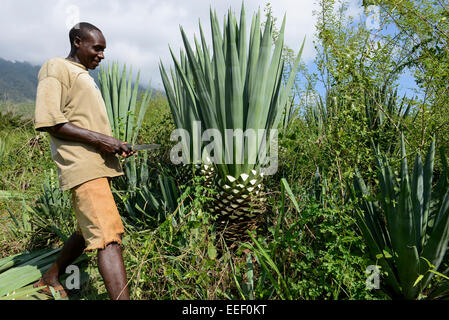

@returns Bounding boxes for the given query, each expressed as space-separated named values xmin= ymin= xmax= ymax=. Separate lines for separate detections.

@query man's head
xmin=69 ymin=22 xmax=105 ymax=70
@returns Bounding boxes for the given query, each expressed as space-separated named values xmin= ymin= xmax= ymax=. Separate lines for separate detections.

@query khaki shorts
xmin=71 ymin=177 xmax=124 ymax=251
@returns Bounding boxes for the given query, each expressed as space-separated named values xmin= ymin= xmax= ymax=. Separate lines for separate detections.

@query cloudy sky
xmin=0 ymin=0 xmax=328 ymax=88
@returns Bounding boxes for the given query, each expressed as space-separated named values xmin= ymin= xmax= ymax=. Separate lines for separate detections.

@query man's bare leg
xmin=35 ymin=232 xmax=86 ymax=291
xmin=97 ymin=242 xmax=130 ymax=300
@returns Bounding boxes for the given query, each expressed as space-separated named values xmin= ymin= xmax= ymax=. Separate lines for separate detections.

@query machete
xmin=127 ymin=144 xmax=160 ymax=152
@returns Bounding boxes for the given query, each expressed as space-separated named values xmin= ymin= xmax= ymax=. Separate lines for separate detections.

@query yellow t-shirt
xmin=34 ymin=57 xmax=124 ymax=191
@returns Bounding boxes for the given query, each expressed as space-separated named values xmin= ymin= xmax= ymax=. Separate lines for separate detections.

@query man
xmin=33 ymin=22 xmax=133 ymax=300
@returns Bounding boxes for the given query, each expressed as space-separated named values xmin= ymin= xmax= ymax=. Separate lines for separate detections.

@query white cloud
xmin=0 ymin=0 xmax=320 ymax=88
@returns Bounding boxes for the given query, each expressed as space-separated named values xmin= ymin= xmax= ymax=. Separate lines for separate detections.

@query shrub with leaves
xmin=233 ymin=179 xmax=380 ymax=300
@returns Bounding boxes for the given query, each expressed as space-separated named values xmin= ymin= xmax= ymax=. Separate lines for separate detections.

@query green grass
xmin=0 ymin=102 xmax=59 ymax=257
xmin=0 ymin=100 xmax=35 ymax=119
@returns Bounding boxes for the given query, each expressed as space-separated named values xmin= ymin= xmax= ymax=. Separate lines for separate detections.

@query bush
xmin=233 ymin=179 xmax=384 ymax=300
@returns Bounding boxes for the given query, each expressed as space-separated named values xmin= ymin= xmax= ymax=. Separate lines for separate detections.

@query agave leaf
xmin=0 ymin=248 xmax=52 ymax=273
xmin=376 ymin=152 xmax=398 ymax=257
xmin=0 ymin=249 xmax=61 ymax=297
xmin=118 ymin=64 xmax=128 ymax=139
xmin=179 ymin=28 xmax=218 ymax=134
xmin=199 ymin=22 xmax=215 ymax=101
xmin=274 ymin=38 xmax=305 ymax=130
xmin=353 ymin=170 xmax=389 ymax=249
xmin=112 ymin=62 xmax=119 ymax=134
xmin=225 ymin=9 xmax=244 ymax=177
xmin=159 ymin=63 xmax=182 ymax=129
xmin=124 ymin=66 xmax=133 ymax=141
xmin=0 ymin=285 xmax=48 ymax=300
xmin=126 ymin=70 xmax=140 ymax=142
xmin=194 ymin=35 xmax=205 ymax=75
xmin=411 ymin=153 xmax=424 ymax=253
xmin=210 ymin=9 xmax=227 ymax=137
xmin=245 ymin=11 xmax=272 ymax=131
xmin=238 ymin=3 xmax=247 ymax=85
xmin=353 ymin=207 xmax=402 ymax=296
xmin=245 ymin=9 xmax=261 ymax=126
xmin=261 ymin=14 xmax=286 ymax=131
xmin=169 ymin=48 xmax=204 ymax=163
xmin=225 ymin=9 xmax=243 ymax=131
xmin=352 ymin=170 xmax=402 ymax=294
xmin=421 ymin=138 xmax=435 ymax=241
xmin=133 ymin=82 xmax=152 ymax=145
xmin=243 ymin=11 xmax=258 ymax=111
xmin=420 ymin=187 xmax=449 ymax=288
xmin=99 ymin=65 xmax=114 ymax=130
xmin=243 ymin=13 xmax=273 ymax=177
xmin=169 ymin=46 xmax=203 ymax=125
xmin=392 ymin=134 xmax=420 ymax=298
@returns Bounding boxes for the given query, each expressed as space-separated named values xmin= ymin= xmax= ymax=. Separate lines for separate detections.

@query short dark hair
xmin=69 ymin=22 xmax=102 ymax=47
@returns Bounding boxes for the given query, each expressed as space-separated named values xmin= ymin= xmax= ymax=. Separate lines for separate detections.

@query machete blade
xmin=130 ymin=144 xmax=161 ymax=151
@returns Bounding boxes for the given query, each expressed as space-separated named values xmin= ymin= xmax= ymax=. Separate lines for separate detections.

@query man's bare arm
xmin=39 ymin=122 xmax=133 ymax=157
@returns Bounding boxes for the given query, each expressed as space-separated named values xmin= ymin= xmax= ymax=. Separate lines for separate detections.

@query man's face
xmin=74 ymin=30 xmax=106 ymax=70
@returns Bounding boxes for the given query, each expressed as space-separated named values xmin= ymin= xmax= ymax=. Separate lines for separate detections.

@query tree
xmin=363 ymin=0 xmax=449 ymax=153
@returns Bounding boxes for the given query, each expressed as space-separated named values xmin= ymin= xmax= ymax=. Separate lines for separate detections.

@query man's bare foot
xmin=33 ymin=278 xmax=68 ymax=299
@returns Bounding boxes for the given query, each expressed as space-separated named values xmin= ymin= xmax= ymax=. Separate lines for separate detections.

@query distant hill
xmin=0 ymin=57 xmax=161 ymax=104
xmin=0 ymin=58 xmax=40 ymax=102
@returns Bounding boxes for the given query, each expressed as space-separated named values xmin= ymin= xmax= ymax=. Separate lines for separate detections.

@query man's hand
xmin=95 ymin=136 xmax=136 ymax=158
xmin=119 ymin=142 xmax=136 ymax=158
